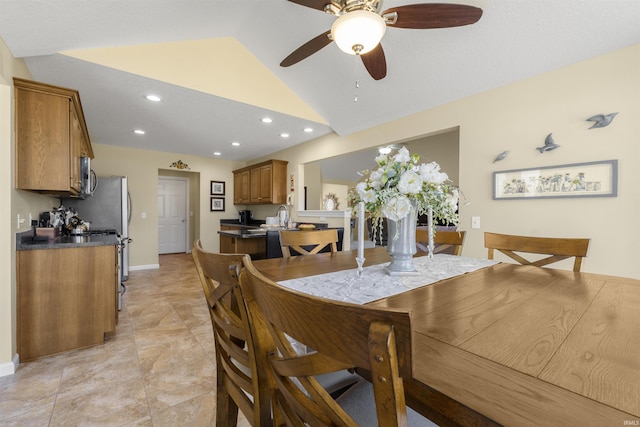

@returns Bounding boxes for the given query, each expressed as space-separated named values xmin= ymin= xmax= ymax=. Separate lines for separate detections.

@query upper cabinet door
xmin=14 ymin=78 xmax=93 ymax=197
xmin=15 ymin=87 xmax=71 ymax=192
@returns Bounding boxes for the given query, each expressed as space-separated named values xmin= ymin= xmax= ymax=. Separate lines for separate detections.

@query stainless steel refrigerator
xmin=63 ymin=176 xmax=131 ymax=307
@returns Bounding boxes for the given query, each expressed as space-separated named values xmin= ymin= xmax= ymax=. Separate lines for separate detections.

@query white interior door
xmin=158 ymin=177 xmax=188 ymax=254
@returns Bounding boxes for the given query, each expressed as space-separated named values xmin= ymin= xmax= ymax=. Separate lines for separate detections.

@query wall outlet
xmin=141 ymin=212 xmax=147 ymax=219
xmin=471 ymin=216 xmax=481 ymax=229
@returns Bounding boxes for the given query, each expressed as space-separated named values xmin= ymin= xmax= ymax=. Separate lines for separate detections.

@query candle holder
xmin=356 ymin=256 xmax=365 ymax=276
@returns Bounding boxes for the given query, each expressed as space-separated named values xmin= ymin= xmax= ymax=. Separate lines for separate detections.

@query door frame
xmin=157 ymin=176 xmax=190 ymax=254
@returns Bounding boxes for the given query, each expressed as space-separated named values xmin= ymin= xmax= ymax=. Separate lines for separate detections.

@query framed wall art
xmin=210 ymin=180 xmax=225 ymax=196
xmin=210 ymin=197 xmax=225 ymax=212
xmin=493 ymin=159 xmax=618 ymax=200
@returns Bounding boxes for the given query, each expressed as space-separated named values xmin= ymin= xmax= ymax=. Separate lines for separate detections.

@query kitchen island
xmin=218 ymin=220 xmax=345 ymax=259
xmin=218 ymin=228 xmax=269 ymax=259
xmin=16 ymin=231 xmax=119 ymax=361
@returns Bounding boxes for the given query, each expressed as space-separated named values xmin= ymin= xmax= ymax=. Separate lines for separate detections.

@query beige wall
xmin=303 ymin=164 xmax=322 ymax=210
xmin=1 ymin=38 xmax=61 ymax=374
xmin=256 ymin=44 xmax=640 ymax=278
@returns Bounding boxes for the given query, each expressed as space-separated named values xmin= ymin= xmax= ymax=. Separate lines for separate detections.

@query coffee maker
xmin=239 ymin=210 xmax=252 ymax=225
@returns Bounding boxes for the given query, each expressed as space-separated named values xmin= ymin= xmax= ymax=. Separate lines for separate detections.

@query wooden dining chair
xmin=484 ymin=232 xmax=590 ymax=272
xmin=279 ymin=228 xmax=338 ymax=257
xmin=238 ymin=257 xmax=435 ymax=426
xmin=191 ymin=241 xmax=271 ymax=427
xmin=416 ymin=229 xmax=466 ymax=256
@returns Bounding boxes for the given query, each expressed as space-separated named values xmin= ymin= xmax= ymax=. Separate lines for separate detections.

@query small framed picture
xmin=210 ymin=180 xmax=225 ymax=196
xmin=210 ymin=197 xmax=225 ymax=212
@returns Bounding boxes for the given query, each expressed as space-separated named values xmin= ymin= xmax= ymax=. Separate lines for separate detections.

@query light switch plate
xmin=471 ymin=216 xmax=481 ymax=229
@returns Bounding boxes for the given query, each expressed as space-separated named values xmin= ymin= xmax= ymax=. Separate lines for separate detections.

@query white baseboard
xmin=0 ymin=354 xmax=19 ymax=377
xmin=129 ymin=264 xmax=160 ymax=271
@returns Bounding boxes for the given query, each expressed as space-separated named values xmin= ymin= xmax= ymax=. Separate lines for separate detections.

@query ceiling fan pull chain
xmin=354 ymin=55 xmax=360 ymax=102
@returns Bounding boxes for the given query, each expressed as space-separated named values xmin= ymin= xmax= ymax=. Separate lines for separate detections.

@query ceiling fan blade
xmin=287 ymin=0 xmax=329 ymax=12
xmin=360 ymin=44 xmax=387 ymax=80
xmin=383 ymin=3 xmax=483 ymax=29
xmin=280 ymin=30 xmax=333 ymax=67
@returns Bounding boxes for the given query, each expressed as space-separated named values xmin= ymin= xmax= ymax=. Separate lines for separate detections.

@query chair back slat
xmin=416 ymin=229 xmax=466 ymax=256
xmin=279 ymin=229 xmax=339 ymax=257
xmin=239 ymin=258 xmax=413 ymax=426
xmin=484 ymin=232 xmax=590 ymax=272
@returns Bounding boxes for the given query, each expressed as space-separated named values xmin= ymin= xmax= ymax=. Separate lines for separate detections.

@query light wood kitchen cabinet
xmin=17 ymin=245 xmax=117 ymax=361
xmin=233 ymin=159 xmax=288 ymax=205
xmin=234 ymin=169 xmax=250 ymax=204
xmin=14 ymin=78 xmax=93 ymax=197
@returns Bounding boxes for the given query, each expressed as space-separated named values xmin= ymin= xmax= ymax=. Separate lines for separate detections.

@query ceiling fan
xmin=281 ymin=0 xmax=483 ymax=80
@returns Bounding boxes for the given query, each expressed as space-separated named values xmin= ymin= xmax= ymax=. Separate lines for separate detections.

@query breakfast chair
xmin=416 ymin=229 xmax=466 ymax=256
xmin=238 ymin=257 xmax=436 ymax=426
xmin=484 ymin=232 xmax=590 ymax=272
xmin=191 ymin=241 xmax=271 ymax=427
xmin=279 ymin=228 xmax=338 ymax=257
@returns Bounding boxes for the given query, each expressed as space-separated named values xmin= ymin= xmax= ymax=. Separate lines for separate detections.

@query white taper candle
xmin=358 ymin=202 xmax=365 ymax=260
xmin=428 ymin=206 xmax=434 ymax=258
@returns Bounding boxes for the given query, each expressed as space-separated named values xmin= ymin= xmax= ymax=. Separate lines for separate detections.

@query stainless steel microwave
xmin=79 ymin=157 xmax=95 ymax=198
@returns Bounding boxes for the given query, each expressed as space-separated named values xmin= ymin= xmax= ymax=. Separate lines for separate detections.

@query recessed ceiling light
xmin=304 ymin=127 xmax=313 ymax=133
xmin=134 ymin=129 xmax=145 ymax=135
xmin=213 ymin=152 xmax=222 ymax=156
xmin=231 ymin=142 xmax=240 ymax=147
xmin=145 ymin=94 xmax=161 ymax=102
xmin=261 ymin=117 xmax=273 ymax=124
xmin=280 ymin=133 xmax=290 ymax=138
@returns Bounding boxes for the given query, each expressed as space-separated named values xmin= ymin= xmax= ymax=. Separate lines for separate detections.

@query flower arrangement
xmin=351 ymin=147 xmax=459 ymax=228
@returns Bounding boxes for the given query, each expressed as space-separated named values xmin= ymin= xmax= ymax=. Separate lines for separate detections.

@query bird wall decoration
xmin=537 ymin=133 xmax=560 ymax=153
xmin=586 ymin=112 xmax=618 ymax=129
xmin=493 ymin=150 xmax=509 ymax=163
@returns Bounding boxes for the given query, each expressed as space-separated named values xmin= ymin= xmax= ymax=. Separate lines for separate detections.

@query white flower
xmin=397 ymin=170 xmax=423 ymax=195
xmin=361 ymin=189 xmax=377 ymax=203
xmin=356 ymin=182 xmax=377 ymax=203
xmin=419 ymin=162 xmax=448 ymax=184
xmin=382 ymin=195 xmax=413 ymax=221
xmin=369 ymin=168 xmax=384 ymax=189
xmin=446 ymin=189 xmax=459 ymax=211
xmin=393 ymin=146 xmax=411 ymax=163
xmin=375 ymin=154 xmax=388 ymax=165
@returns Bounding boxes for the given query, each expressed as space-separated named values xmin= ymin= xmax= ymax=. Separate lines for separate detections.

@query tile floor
xmin=0 ymin=253 xmax=250 ymax=426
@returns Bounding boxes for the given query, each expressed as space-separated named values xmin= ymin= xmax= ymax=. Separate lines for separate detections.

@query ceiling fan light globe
xmin=331 ymin=10 xmax=386 ymax=55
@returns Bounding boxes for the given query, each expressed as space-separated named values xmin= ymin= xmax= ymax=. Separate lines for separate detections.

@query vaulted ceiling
xmin=1 ymin=0 xmax=638 ymax=163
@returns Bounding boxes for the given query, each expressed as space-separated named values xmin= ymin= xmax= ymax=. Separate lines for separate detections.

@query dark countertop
xmin=16 ymin=231 xmax=118 ymax=251
xmin=218 ymin=229 xmax=269 ymax=239
xmin=220 ymin=218 xmax=265 ymax=228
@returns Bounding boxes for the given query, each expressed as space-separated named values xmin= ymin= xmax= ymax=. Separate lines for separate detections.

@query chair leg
xmin=216 ymin=371 xmax=239 ymax=426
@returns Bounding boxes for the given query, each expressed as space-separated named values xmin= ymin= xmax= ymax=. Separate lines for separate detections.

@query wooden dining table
xmin=251 ymin=246 xmax=640 ymax=426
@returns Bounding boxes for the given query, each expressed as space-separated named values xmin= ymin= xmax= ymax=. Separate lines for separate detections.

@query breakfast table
xmin=251 ymin=247 xmax=640 ymax=426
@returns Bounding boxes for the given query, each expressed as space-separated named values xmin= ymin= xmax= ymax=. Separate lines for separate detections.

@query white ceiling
xmin=1 ymin=0 xmax=639 ymax=164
